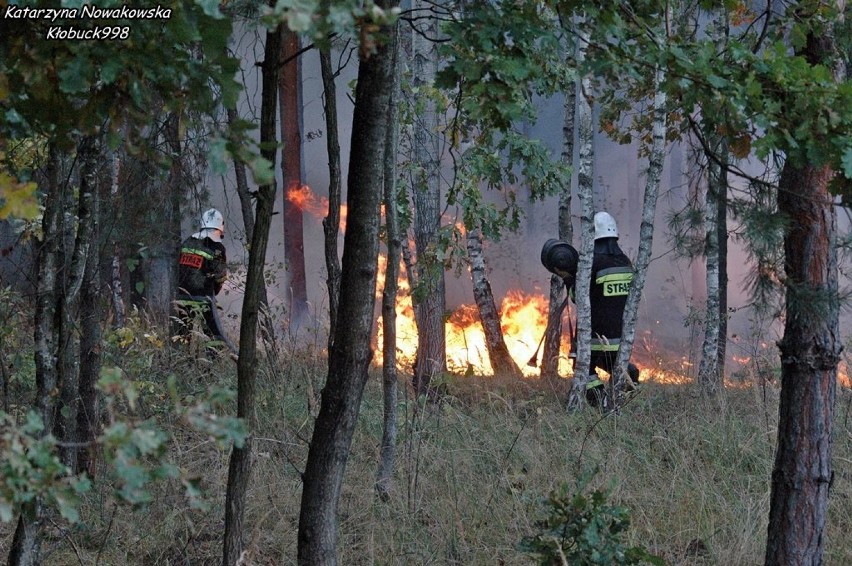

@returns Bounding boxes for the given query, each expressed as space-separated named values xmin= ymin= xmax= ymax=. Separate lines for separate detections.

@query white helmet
xmin=196 ymin=208 xmax=224 ymax=242
xmin=594 ymin=211 xmax=618 ymax=240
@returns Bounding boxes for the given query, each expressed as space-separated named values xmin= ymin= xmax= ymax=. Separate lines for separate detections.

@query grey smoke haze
xmin=195 ymin=25 xmax=850 ymax=376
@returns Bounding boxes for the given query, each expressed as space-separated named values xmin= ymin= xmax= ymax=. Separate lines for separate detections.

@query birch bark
xmin=467 ymin=228 xmax=522 ymax=377
xmin=566 ymin=29 xmax=595 ymax=411
xmin=614 ymin=60 xmax=668 ymax=400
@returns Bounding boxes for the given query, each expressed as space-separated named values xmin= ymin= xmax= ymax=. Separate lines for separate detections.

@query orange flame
xmin=838 ymin=361 xmax=851 ymax=388
xmin=372 ymin=256 xmax=852 ymax=388
xmin=287 ymin=185 xmax=348 ymax=232
xmin=375 ymin=255 xmax=572 ymax=377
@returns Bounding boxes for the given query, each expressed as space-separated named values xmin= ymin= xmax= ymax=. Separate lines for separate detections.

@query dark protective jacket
xmin=540 ymin=236 xmax=634 ymax=350
xmin=177 ymin=235 xmax=227 ymax=296
xmin=588 ymin=238 xmax=633 ymax=352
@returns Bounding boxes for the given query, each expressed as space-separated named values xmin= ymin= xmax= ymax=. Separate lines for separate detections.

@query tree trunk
xmin=54 ymin=166 xmax=80 ymax=471
xmin=320 ymin=43 xmax=342 ymax=350
xmin=222 ymin=24 xmax=282 ymax=566
xmin=566 ymin=32 xmax=595 ymax=412
xmin=226 ymin=106 xmax=274 ymax=342
xmin=613 ymin=62 xmax=667 ymax=400
xmin=77 ymin=181 xmax=102 ymax=477
xmin=409 ymin=1 xmax=447 ymax=395
xmin=697 ymin=139 xmax=723 ymax=392
xmin=541 ymin=280 xmax=566 ymax=376
xmin=377 ymin=28 xmax=402 ymax=500
xmin=109 ymin=148 xmax=126 ymax=328
xmin=696 ymin=10 xmax=730 ymax=392
xmin=281 ymin=29 xmax=310 ymax=330
xmin=466 ymin=228 xmax=522 ymax=378
xmin=227 ymin=107 xmax=257 ymax=242
xmin=716 ymin=146 xmax=728 ymax=378
xmin=765 ymin=27 xmax=842 ymax=565
xmin=144 ymin=113 xmax=183 ymax=322
xmin=766 ymin=159 xmax=839 ymax=566
xmin=297 ymin=7 xmax=398 ymax=562
xmin=55 ymin=136 xmax=98 ymax=470
xmin=541 ymin=52 xmax=577 ymax=378
xmin=8 ymin=146 xmax=62 ymax=566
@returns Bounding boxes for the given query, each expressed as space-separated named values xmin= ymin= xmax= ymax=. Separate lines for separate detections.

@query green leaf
xmin=58 ymin=56 xmax=92 ymax=94
xmin=131 ymin=428 xmax=163 ymax=456
xmin=707 ymin=74 xmax=727 ymax=89
xmin=99 ymin=58 xmax=124 ymax=85
xmin=842 ymin=146 xmax=852 ymax=179
xmin=195 ymin=0 xmax=224 ymax=19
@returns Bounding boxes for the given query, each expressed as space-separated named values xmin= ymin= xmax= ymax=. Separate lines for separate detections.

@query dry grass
xmin=1 ymin=338 xmax=852 ymax=565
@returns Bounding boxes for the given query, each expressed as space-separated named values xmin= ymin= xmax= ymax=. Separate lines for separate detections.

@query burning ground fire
xmin=292 ymin=185 xmax=852 ymax=388
xmin=372 ymin=259 xmax=852 ymax=388
xmin=375 ymin=283 xmax=572 ymax=377
xmin=372 ymin=253 xmax=693 ymax=380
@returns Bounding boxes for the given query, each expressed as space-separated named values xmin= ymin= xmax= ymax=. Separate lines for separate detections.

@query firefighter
xmin=541 ymin=211 xmax=640 ymax=408
xmin=174 ymin=208 xmax=235 ymax=354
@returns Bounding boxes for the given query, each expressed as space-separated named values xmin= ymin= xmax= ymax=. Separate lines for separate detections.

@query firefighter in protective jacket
xmin=541 ymin=211 xmax=639 ymax=408
xmin=175 ymin=208 xmax=233 ymax=352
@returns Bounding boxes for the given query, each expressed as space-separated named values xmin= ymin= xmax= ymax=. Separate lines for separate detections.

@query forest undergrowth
xmin=0 ymin=314 xmax=851 ymax=566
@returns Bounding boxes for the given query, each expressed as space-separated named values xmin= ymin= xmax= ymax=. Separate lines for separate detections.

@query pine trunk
xmin=765 ymin=28 xmax=842 ymax=565
xmin=281 ymin=29 xmax=310 ymax=330
xmin=222 ymin=24 xmax=282 ymax=566
xmin=466 ymin=229 xmax=522 ymax=378
xmin=297 ymin=8 xmax=398 ymax=563
xmin=54 ymin=167 xmax=80 ymax=471
xmin=145 ymin=113 xmax=183 ymax=321
xmin=766 ymin=159 xmax=839 ymax=566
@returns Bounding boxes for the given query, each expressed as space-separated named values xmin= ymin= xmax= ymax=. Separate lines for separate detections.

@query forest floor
xmin=1 ymin=327 xmax=851 ymax=565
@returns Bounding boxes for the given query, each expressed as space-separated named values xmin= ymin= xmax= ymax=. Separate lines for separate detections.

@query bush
xmin=519 ymin=471 xmax=666 ymax=565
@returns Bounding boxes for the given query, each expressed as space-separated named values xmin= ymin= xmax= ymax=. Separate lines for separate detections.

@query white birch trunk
xmin=9 ymin=146 xmax=63 ymax=566
xmin=110 ymin=150 xmax=126 ymax=328
xmin=613 ymin=63 xmax=668 ymax=398
xmin=57 ymin=136 xmax=98 ymax=470
xmin=697 ymin=151 xmax=722 ymax=391
xmin=566 ymin=29 xmax=595 ymax=411
xmin=467 ymin=228 xmax=523 ymax=377
xmin=697 ymin=10 xmax=729 ymax=393
xmin=541 ymin=44 xmax=577 ymax=378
